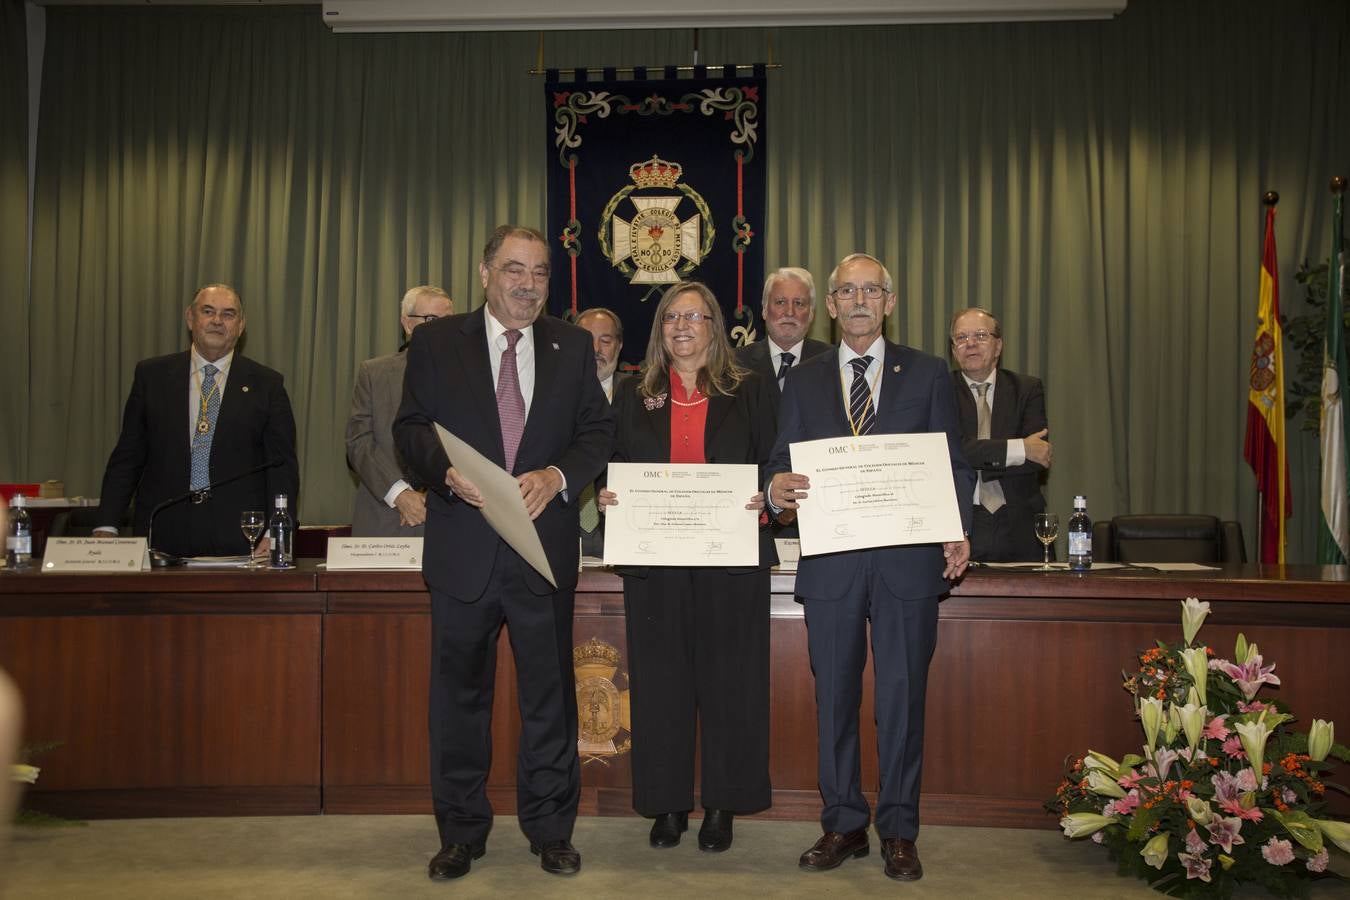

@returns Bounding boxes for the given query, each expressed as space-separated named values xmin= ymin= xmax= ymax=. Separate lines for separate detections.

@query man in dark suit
xmin=949 ymin=307 xmax=1052 ymax=562
xmin=736 ymin=267 xmax=832 ymax=540
xmin=768 ymin=253 xmax=974 ymax=883
xmin=94 ymin=284 xmax=299 ymax=558
xmin=574 ymin=306 xmax=629 ymax=557
xmin=345 ymin=285 xmax=454 ymax=537
xmin=393 ymin=226 xmax=613 ymax=881
xmin=735 ymin=267 xmax=833 ymax=416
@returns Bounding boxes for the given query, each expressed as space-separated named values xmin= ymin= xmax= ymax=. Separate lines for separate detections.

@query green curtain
xmin=0 ymin=0 xmax=28 ymax=482
xmin=21 ymin=1 xmax=1350 ymax=562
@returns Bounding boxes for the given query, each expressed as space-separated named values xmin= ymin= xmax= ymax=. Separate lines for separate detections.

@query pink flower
xmin=1178 ymin=852 xmax=1213 ymax=882
xmin=1185 ymin=828 xmax=1207 ymax=855
xmin=1205 ymin=816 xmax=1245 ymax=854
xmin=1261 ymin=837 xmax=1295 ymax=866
xmin=1110 ymin=792 xmax=1140 ymax=816
xmin=1238 ymin=700 xmax=1269 ymax=714
xmin=1211 ymin=771 xmax=1242 ymax=804
xmin=1202 ymin=715 xmax=1230 ymax=741
xmin=1280 ymin=787 xmax=1297 ymax=804
xmin=1235 ymin=767 xmax=1260 ymax=792
xmin=1118 ymin=771 xmax=1147 ymax=790
xmin=1091 ymin=830 xmax=1105 ymax=845
xmin=1221 ymin=735 xmax=1246 ymax=760
xmin=1213 ymin=654 xmax=1281 ymax=701
xmin=1218 ymin=799 xmax=1264 ymax=821
xmin=1307 ymin=848 xmax=1329 ymax=872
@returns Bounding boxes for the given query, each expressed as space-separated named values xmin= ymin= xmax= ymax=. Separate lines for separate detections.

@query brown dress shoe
xmin=427 ymin=842 xmax=485 ymax=880
xmin=798 ymin=829 xmax=870 ymax=870
xmin=881 ymin=837 xmax=923 ymax=881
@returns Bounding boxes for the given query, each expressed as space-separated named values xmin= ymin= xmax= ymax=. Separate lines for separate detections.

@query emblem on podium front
xmin=573 ymin=636 xmax=631 ymax=762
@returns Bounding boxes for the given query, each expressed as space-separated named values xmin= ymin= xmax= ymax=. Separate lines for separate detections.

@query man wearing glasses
xmin=346 ymin=285 xmax=454 ymax=537
xmin=767 ymin=253 xmax=973 ymax=883
xmin=394 ymin=226 xmax=613 ymax=881
xmin=949 ymin=307 xmax=1052 ymax=562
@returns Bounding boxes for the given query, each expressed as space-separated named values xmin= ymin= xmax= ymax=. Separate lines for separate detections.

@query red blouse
xmin=668 ymin=368 xmax=709 ymax=464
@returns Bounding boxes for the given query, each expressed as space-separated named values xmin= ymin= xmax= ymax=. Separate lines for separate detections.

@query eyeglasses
xmin=661 ymin=311 xmax=710 ymax=325
xmin=830 ymin=284 xmax=887 ymax=301
xmin=406 ymin=314 xmax=440 ymax=323
xmin=496 ymin=263 xmax=551 ymax=282
xmin=951 ymin=330 xmax=996 ymax=346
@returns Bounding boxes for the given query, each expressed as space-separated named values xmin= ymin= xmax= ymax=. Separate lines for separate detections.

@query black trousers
xmin=970 ymin=503 xmax=1046 ymax=562
xmin=622 ymin=566 xmax=771 ymax=816
xmin=428 ymin=544 xmax=579 ymax=848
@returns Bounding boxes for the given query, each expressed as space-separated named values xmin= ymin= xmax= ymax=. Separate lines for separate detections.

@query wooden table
xmin=3 ymin=564 xmax=1347 ymax=826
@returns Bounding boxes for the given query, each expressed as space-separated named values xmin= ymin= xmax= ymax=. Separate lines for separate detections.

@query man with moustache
xmin=94 ymin=284 xmax=299 ymax=558
xmin=736 ymin=267 xmax=833 ymax=417
xmin=574 ymin=306 xmax=630 ymax=557
xmin=767 ymin=253 xmax=973 ymax=883
xmin=949 ymin=307 xmax=1051 ymax=562
xmin=346 ymin=285 xmax=454 ymax=537
xmin=394 ymin=226 xmax=613 ymax=881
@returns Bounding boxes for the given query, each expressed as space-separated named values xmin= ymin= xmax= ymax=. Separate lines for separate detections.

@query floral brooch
xmin=643 ymin=393 xmax=667 ymax=411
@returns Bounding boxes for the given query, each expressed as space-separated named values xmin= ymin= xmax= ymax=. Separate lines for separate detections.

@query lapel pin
xmin=241 ymin=385 xmax=250 ymax=392
xmin=892 ymin=365 xmax=901 ymax=373
xmin=551 ymin=341 xmax=560 ymax=350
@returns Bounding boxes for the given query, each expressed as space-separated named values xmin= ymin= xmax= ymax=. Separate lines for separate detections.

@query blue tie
xmin=847 ymin=356 xmax=875 ymax=435
xmin=190 ymin=363 xmax=220 ymax=490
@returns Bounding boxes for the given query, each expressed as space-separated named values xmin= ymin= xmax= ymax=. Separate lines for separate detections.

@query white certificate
xmin=434 ymin=424 xmax=557 ymax=588
xmin=602 ymin=463 xmax=760 ymax=567
xmin=789 ymin=432 xmax=964 ymax=557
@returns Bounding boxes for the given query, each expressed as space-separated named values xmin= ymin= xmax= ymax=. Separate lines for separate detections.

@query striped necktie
xmin=189 ymin=363 xmax=220 ymax=490
xmin=847 ymin=356 xmax=875 ymax=435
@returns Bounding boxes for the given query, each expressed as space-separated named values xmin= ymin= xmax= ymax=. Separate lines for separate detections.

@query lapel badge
xmin=241 ymin=385 xmax=250 ymax=392
xmin=892 ymin=365 xmax=901 ymax=373
xmin=551 ymin=341 xmax=560 ymax=351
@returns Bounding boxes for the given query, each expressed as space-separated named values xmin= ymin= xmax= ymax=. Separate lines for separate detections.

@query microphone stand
xmin=146 ymin=459 xmax=283 ymax=568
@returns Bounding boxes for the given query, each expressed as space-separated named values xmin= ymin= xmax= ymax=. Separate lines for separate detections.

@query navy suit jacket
xmin=609 ymin=369 xmax=779 ymax=573
xmin=768 ymin=341 xmax=975 ymax=601
xmin=393 ymin=308 xmax=614 ymax=601
xmin=736 ymin=337 xmax=834 ymax=417
xmin=96 ymin=350 xmax=300 ymax=557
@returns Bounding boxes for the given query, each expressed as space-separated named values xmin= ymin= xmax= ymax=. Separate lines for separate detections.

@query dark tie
xmin=847 ymin=356 xmax=875 ymax=435
xmin=776 ymin=351 xmax=795 ymax=387
xmin=497 ymin=329 xmax=526 ymax=473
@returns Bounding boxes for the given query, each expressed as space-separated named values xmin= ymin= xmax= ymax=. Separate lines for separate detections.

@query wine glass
xmin=240 ymin=510 xmax=266 ymax=568
xmin=1034 ymin=513 xmax=1059 ymax=571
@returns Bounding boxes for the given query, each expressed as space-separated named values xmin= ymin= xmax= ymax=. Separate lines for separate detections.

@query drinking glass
xmin=1034 ymin=513 xmax=1059 ymax=571
xmin=240 ymin=510 xmax=266 ymax=568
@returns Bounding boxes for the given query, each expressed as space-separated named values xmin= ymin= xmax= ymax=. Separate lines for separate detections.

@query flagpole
xmin=1254 ymin=190 xmax=1279 ymax=559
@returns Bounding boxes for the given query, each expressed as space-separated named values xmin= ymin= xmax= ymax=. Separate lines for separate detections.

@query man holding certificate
xmin=598 ymin=282 xmax=776 ymax=855
xmin=393 ymin=226 xmax=613 ymax=881
xmin=767 ymin=253 xmax=974 ymax=882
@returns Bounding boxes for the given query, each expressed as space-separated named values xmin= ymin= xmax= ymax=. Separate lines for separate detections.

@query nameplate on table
xmin=773 ymin=538 xmax=801 ymax=573
xmin=326 ymin=538 xmax=424 ymax=570
xmin=42 ymin=537 xmax=149 ymax=572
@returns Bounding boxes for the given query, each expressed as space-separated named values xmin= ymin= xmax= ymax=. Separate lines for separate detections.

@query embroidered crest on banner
xmin=602 ymin=155 xmax=711 ymax=285
xmin=573 ymin=636 xmax=632 ymax=762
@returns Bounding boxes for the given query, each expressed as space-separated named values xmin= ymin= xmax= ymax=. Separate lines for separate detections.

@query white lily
xmin=1179 ymin=648 xmax=1209 ymax=706
xmin=1235 ymin=713 xmax=1273 ymax=777
xmin=1141 ymin=832 xmax=1169 ymax=870
xmin=1308 ymin=719 xmax=1334 ymax=763
xmin=1139 ymin=697 xmax=1165 ymax=751
xmin=1181 ymin=597 xmax=1210 ymax=645
xmin=1060 ymin=812 xmax=1118 ymax=839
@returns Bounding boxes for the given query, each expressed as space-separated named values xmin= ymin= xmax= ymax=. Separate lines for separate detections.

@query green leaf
xmin=1265 ymin=808 xmax=1324 ymax=853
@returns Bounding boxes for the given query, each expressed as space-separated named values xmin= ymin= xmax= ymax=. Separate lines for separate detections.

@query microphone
xmin=147 ymin=458 xmax=284 ymax=567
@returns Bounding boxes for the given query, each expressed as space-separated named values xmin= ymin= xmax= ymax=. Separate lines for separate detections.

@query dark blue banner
xmin=545 ymin=66 xmax=766 ymax=368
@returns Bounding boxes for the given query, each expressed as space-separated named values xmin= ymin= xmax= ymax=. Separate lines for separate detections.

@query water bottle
xmin=6 ymin=494 xmax=33 ymax=571
xmin=268 ymin=493 xmax=294 ymax=569
xmin=1067 ymin=494 xmax=1092 ymax=571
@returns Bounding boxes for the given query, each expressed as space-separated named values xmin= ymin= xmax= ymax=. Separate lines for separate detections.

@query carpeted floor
xmin=3 ymin=814 xmax=1347 ymax=899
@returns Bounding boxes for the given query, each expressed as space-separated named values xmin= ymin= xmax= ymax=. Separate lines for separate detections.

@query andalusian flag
xmin=1244 ymin=198 xmax=1289 ymax=563
xmin=1320 ymin=178 xmax=1350 ymax=564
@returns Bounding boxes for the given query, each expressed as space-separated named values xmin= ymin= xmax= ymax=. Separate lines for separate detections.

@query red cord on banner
xmin=736 ymin=156 xmax=744 ymax=313
xmin=569 ymin=157 xmax=579 ymax=315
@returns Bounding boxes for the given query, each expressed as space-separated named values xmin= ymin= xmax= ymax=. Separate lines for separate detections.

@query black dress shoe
xmin=798 ymin=829 xmax=870 ymax=871
xmin=530 ymin=839 xmax=581 ymax=875
xmin=881 ymin=837 xmax=922 ymax=881
xmin=697 ymin=809 xmax=734 ymax=852
xmin=427 ymin=842 xmax=484 ymax=880
xmin=650 ymin=811 xmax=689 ymax=848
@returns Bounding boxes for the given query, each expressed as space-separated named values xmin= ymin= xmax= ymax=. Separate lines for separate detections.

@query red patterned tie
xmin=497 ymin=329 xmax=526 ymax=473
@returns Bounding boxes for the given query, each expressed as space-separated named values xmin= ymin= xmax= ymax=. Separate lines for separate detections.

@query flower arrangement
xmin=1049 ymin=597 xmax=1349 ymax=897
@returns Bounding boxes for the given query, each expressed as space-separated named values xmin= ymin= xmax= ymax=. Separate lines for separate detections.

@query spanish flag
xmin=1243 ymin=197 xmax=1289 ymax=564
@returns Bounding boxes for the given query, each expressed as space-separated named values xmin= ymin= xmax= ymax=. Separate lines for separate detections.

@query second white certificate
xmin=602 ymin=462 xmax=760 ymax=567
xmin=790 ymin=432 xmax=965 ymax=557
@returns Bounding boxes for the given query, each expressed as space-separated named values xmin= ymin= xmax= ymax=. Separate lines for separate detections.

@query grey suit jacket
xmin=346 ymin=350 xmax=423 ymax=537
